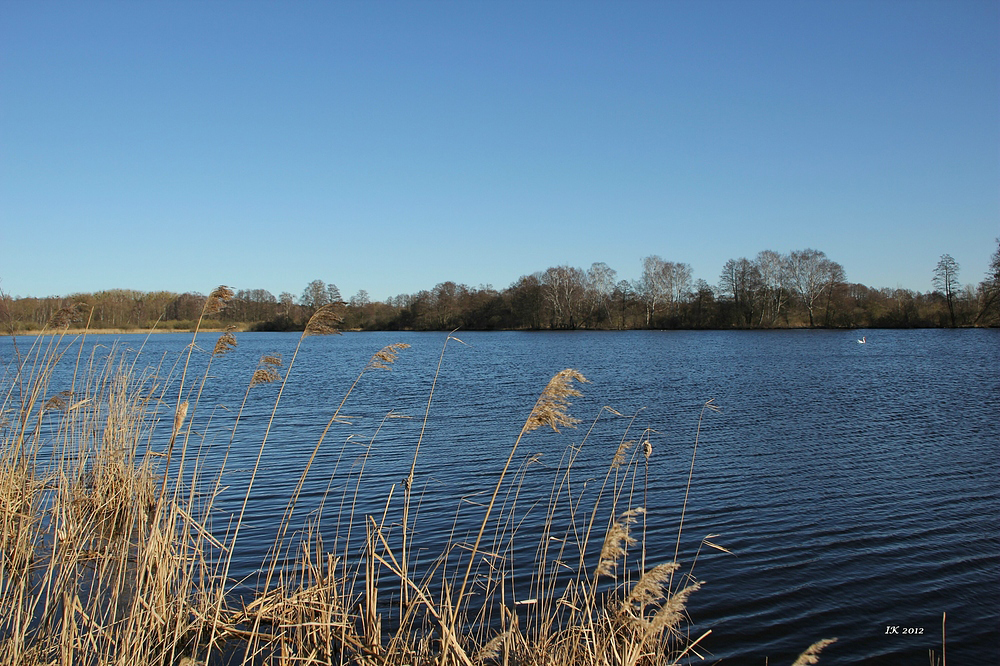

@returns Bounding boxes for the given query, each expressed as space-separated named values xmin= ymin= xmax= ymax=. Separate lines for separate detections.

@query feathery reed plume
xmin=304 ymin=302 xmax=347 ymax=336
xmin=791 ymin=638 xmax=838 ymax=665
xmin=612 ymin=439 xmax=635 ymax=468
xmin=250 ymin=355 xmax=283 ymax=388
xmin=643 ymin=438 xmax=652 ymax=460
xmin=212 ymin=328 xmax=237 ymax=356
xmin=172 ymin=401 xmax=189 ymax=439
xmin=474 ymin=630 xmax=512 ymax=664
xmin=627 ymin=562 xmax=680 ymax=610
xmin=596 ymin=508 xmax=644 ymax=576
xmin=648 ymin=581 xmax=702 ymax=633
xmin=203 ymin=285 xmax=234 ymax=316
xmin=47 ymin=302 xmax=87 ymax=329
xmin=43 ymin=390 xmax=72 ymax=412
xmin=524 ymin=369 xmax=587 ymax=433
xmin=367 ymin=342 xmax=411 ymax=370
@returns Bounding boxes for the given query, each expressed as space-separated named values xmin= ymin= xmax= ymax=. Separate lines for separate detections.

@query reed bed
xmin=0 ymin=292 xmax=835 ymax=665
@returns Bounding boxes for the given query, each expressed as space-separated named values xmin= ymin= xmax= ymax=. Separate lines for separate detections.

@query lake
xmin=3 ymin=328 xmax=998 ymax=663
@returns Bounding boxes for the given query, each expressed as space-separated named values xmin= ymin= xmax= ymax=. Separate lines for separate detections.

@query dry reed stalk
xmin=2 ymin=324 xmax=729 ymax=666
xmin=440 ymin=369 xmax=589 ymax=665
xmin=669 ymin=398 xmax=720 ymax=594
xmin=246 ymin=338 xmax=410 ymax=659
xmin=403 ymin=333 xmax=460 ymax=606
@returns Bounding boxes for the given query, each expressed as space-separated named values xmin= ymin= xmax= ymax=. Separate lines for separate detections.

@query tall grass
xmin=0 ymin=291 xmax=835 ymax=665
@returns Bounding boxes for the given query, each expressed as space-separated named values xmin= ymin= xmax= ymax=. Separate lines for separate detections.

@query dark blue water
xmin=3 ymin=329 xmax=998 ymax=663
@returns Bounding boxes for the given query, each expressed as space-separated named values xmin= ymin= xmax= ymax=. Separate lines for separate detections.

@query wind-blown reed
xmin=0 ymin=290 xmax=837 ymax=665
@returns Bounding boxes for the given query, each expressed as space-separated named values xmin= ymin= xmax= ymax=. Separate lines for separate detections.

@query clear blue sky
xmin=2 ymin=0 xmax=997 ymax=301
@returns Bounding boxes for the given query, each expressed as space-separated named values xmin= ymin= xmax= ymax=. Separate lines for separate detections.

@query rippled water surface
xmin=4 ymin=329 xmax=998 ymax=663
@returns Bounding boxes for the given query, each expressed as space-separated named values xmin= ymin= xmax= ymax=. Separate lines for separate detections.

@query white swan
xmin=857 ymin=336 xmax=866 ymax=344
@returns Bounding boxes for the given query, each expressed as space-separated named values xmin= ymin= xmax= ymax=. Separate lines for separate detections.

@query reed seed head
xmin=525 ymin=368 xmax=588 ymax=433
xmin=173 ymin=401 xmax=189 ymax=437
xmin=627 ymin=562 xmax=680 ymax=610
xmin=596 ymin=509 xmax=644 ymax=577
xmin=643 ymin=439 xmax=652 ymax=460
xmin=304 ymin=302 xmax=346 ymax=336
xmin=44 ymin=390 xmax=73 ymax=412
xmin=212 ymin=329 xmax=237 ymax=356
xmin=649 ymin=581 xmax=702 ymax=633
xmin=250 ymin=354 xmax=283 ymax=387
xmin=203 ymin=286 xmax=234 ymax=316
xmin=367 ymin=342 xmax=411 ymax=370
xmin=791 ymin=638 xmax=838 ymax=666
xmin=250 ymin=367 xmax=280 ymax=387
xmin=612 ymin=440 xmax=634 ymax=468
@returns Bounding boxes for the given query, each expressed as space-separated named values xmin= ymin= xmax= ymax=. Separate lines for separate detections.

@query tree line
xmin=4 ymin=242 xmax=999 ymax=332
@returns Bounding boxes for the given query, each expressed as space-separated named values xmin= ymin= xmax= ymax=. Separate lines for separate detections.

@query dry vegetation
xmin=1 ymin=290 xmax=837 ymax=665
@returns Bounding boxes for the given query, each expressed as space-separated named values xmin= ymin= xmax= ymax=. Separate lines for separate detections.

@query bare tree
xmin=755 ymin=250 xmax=789 ymax=326
xmin=541 ymin=265 xmax=586 ymax=329
xmin=612 ymin=280 xmax=636 ymax=329
xmin=301 ymin=279 xmax=342 ymax=316
xmin=639 ymin=256 xmax=692 ymax=326
xmin=933 ymin=254 xmax=960 ymax=327
xmin=719 ymin=257 xmax=762 ymax=326
xmin=585 ymin=262 xmax=618 ymax=327
xmin=279 ymin=292 xmax=297 ymax=318
xmin=975 ymin=238 xmax=1000 ymax=326
xmin=786 ymin=249 xmax=845 ymax=327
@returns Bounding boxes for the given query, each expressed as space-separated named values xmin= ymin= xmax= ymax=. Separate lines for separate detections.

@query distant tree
xmin=689 ymin=279 xmax=717 ymax=328
xmin=719 ymin=257 xmax=762 ymax=327
xmin=612 ymin=280 xmax=637 ymax=329
xmin=584 ymin=262 xmax=617 ymax=327
xmin=430 ymin=281 xmax=466 ymax=329
xmin=639 ymin=256 xmax=692 ymax=326
xmin=932 ymin=254 xmax=960 ymax=327
xmin=786 ymin=249 xmax=845 ymax=327
xmin=165 ymin=292 xmax=205 ymax=323
xmin=507 ymin=274 xmax=544 ymax=329
xmin=541 ymin=265 xmax=586 ymax=329
xmin=349 ymin=289 xmax=370 ymax=308
xmin=301 ymin=280 xmax=342 ymax=315
xmin=279 ymin=292 xmax=297 ymax=318
xmin=755 ymin=250 xmax=789 ymax=326
xmin=231 ymin=289 xmax=277 ymax=323
xmin=975 ymin=239 xmax=1000 ymax=326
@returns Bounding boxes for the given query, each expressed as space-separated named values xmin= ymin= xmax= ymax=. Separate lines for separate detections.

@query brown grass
xmin=1 ymin=297 xmax=837 ymax=665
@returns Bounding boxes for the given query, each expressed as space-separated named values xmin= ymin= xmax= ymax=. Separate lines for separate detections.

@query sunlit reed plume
xmin=172 ymin=401 xmax=189 ymax=439
xmin=304 ymin=302 xmax=347 ymax=336
xmin=366 ymin=342 xmax=411 ymax=370
xmin=203 ymin=285 xmax=235 ymax=316
xmin=250 ymin=355 xmax=283 ymax=387
xmin=524 ymin=368 xmax=587 ymax=433
xmin=212 ymin=329 xmax=238 ymax=357
xmin=43 ymin=390 xmax=72 ymax=412
xmin=613 ymin=439 xmax=635 ymax=468
xmin=648 ymin=581 xmax=702 ymax=633
xmin=791 ymin=638 xmax=838 ymax=666
xmin=627 ymin=562 xmax=680 ymax=611
xmin=643 ymin=439 xmax=652 ymax=460
xmin=596 ymin=507 xmax=645 ymax=576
